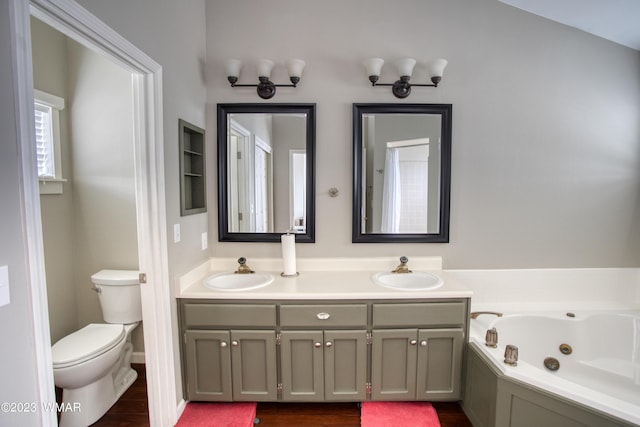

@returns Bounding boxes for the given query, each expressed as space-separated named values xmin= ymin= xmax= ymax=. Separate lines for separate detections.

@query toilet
xmin=52 ymin=269 xmax=142 ymax=427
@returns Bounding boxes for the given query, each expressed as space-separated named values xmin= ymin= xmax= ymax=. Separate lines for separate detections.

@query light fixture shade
xmin=395 ymin=58 xmax=416 ymax=77
xmin=286 ymin=59 xmax=306 ymax=78
xmin=429 ymin=58 xmax=448 ymax=78
xmin=225 ymin=59 xmax=242 ymax=78
xmin=256 ymin=59 xmax=274 ymax=78
xmin=363 ymin=57 xmax=384 ymax=77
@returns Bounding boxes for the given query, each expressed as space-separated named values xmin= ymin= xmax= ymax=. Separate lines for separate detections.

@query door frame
xmin=9 ymin=0 xmax=178 ymax=425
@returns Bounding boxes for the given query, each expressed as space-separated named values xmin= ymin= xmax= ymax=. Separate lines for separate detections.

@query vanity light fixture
xmin=225 ymin=59 xmax=305 ymax=99
xmin=363 ymin=57 xmax=447 ymax=98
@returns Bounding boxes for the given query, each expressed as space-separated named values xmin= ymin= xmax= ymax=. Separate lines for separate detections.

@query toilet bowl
xmin=52 ymin=270 xmax=142 ymax=427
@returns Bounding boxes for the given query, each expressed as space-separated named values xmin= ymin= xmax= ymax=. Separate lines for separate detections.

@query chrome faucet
xmin=470 ymin=311 xmax=504 ymax=320
xmin=391 ymin=256 xmax=412 ymax=274
xmin=234 ymin=257 xmax=255 ymax=274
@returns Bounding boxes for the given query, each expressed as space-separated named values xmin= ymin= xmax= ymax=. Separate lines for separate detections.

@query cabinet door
xmin=230 ymin=330 xmax=277 ymax=401
xmin=371 ymin=329 xmax=417 ymax=400
xmin=324 ymin=330 xmax=368 ymax=401
xmin=280 ymin=330 xmax=324 ymax=401
xmin=184 ymin=330 xmax=232 ymax=401
xmin=416 ymin=328 xmax=464 ymax=400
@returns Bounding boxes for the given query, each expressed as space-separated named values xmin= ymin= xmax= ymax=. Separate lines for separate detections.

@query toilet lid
xmin=52 ymin=324 xmax=125 ymax=369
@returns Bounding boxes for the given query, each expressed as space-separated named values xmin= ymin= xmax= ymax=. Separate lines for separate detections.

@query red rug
xmin=176 ymin=402 xmax=257 ymax=427
xmin=361 ymin=402 xmax=441 ymax=427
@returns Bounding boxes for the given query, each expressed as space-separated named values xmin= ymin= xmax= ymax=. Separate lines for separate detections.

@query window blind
xmin=34 ymin=103 xmax=54 ymax=178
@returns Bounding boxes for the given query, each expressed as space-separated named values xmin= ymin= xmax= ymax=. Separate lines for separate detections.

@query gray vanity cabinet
xmin=184 ymin=330 xmax=232 ymax=401
xmin=371 ymin=302 xmax=466 ymax=401
xmin=180 ymin=303 xmax=278 ymax=402
xmin=279 ymin=304 xmax=368 ymax=401
xmin=179 ymin=298 xmax=468 ymax=403
xmin=371 ymin=329 xmax=418 ymax=400
xmin=416 ymin=328 xmax=464 ymax=399
xmin=280 ymin=330 xmax=368 ymax=401
xmin=229 ymin=330 xmax=277 ymax=401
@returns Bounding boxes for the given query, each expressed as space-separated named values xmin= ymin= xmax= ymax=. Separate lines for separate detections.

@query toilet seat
xmin=52 ymin=324 xmax=125 ymax=369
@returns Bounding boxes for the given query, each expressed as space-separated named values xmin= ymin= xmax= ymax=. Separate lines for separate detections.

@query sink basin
xmin=372 ymin=271 xmax=443 ymax=291
xmin=203 ymin=272 xmax=274 ymax=291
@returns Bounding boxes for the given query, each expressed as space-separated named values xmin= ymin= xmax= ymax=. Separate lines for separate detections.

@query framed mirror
xmin=217 ymin=103 xmax=316 ymax=242
xmin=352 ymin=103 xmax=452 ymax=243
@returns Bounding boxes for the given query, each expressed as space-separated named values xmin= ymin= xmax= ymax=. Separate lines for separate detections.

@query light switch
xmin=0 ymin=265 xmax=10 ymax=307
xmin=173 ymin=223 xmax=181 ymax=243
xmin=201 ymin=232 xmax=208 ymax=250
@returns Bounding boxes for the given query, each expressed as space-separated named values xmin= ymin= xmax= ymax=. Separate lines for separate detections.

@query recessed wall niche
xmin=179 ymin=119 xmax=206 ymax=216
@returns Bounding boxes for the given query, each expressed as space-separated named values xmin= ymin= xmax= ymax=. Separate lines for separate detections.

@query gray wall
xmin=205 ymin=0 xmax=640 ymax=268
xmin=76 ymin=0 xmax=209 ymax=279
xmin=66 ymin=36 xmax=140 ymax=343
xmin=31 ymin=17 xmax=77 ymax=345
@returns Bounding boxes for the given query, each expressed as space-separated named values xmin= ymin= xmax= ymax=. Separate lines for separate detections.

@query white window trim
xmin=34 ymin=89 xmax=66 ymax=194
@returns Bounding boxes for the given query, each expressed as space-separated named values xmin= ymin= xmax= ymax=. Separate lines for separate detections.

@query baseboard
xmin=131 ymin=351 xmax=145 ymax=364
xmin=176 ymin=398 xmax=188 ymax=423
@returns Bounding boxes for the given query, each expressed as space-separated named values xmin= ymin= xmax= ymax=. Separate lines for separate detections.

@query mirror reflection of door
xmin=229 ymin=120 xmax=274 ymax=232
xmin=254 ymin=136 xmax=273 ymax=232
xmin=289 ymin=150 xmax=306 ymax=232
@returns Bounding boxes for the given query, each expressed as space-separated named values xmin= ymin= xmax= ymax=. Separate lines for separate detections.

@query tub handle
xmin=485 ymin=327 xmax=498 ymax=348
xmin=504 ymin=344 xmax=518 ymax=366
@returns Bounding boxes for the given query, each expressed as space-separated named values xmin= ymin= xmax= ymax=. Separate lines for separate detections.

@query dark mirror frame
xmin=217 ymin=103 xmax=316 ymax=243
xmin=352 ymin=103 xmax=452 ymax=243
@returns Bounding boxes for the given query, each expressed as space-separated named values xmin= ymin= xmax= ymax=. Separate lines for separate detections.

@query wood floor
xmin=85 ymin=364 xmax=473 ymax=426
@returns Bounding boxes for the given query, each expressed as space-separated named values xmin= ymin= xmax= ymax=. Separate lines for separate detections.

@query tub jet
xmin=559 ymin=343 xmax=572 ymax=355
xmin=544 ymin=357 xmax=560 ymax=371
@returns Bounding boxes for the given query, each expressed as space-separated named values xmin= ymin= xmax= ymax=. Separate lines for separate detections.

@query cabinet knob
xmin=314 ymin=342 xmax=322 ymax=348
xmin=231 ymin=340 xmax=239 ymax=347
xmin=410 ymin=339 xmax=418 ymax=346
xmin=325 ymin=341 xmax=333 ymax=348
xmin=220 ymin=341 xmax=228 ymax=348
xmin=316 ymin=312 xmax=331 ymax=320
xmin=420 ymin=340 xmax=428 ymax=347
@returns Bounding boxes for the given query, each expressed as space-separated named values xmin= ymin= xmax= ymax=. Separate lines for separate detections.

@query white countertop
xmin=178 ymin=257 xmax=472 ymax=300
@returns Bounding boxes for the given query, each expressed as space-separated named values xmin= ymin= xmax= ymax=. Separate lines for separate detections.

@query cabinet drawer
xmin=182 ymin=303 xmax=276 ymax=328
xmin=372 ymin=302 xmax=466 ymax=327
xmin=280 ymin=304 xmax=368 ymax=328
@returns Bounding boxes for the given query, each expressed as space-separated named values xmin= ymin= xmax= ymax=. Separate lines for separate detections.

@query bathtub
xmin=467 ymin=310 xmax=640 ymax=426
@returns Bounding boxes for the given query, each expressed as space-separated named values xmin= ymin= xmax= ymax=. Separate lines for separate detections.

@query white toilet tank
xmin=91 ymin=270 xmax=142 ymax=324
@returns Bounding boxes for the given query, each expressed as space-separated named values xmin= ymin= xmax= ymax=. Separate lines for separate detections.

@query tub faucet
xmin=470 ymin=311 xmax=504 ymax=319
xmin=391 ymin=256 xmax=412 ymax=274
xmin=235 ymin=257 xmax=254 ymax=274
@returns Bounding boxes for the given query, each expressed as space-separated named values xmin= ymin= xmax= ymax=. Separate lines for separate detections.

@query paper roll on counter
xmin=281 ymin=233 xmax=297 ymax=276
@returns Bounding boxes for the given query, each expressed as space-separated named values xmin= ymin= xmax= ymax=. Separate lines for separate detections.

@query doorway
xmin=11 ymin=0 xmax=178 ymax=425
